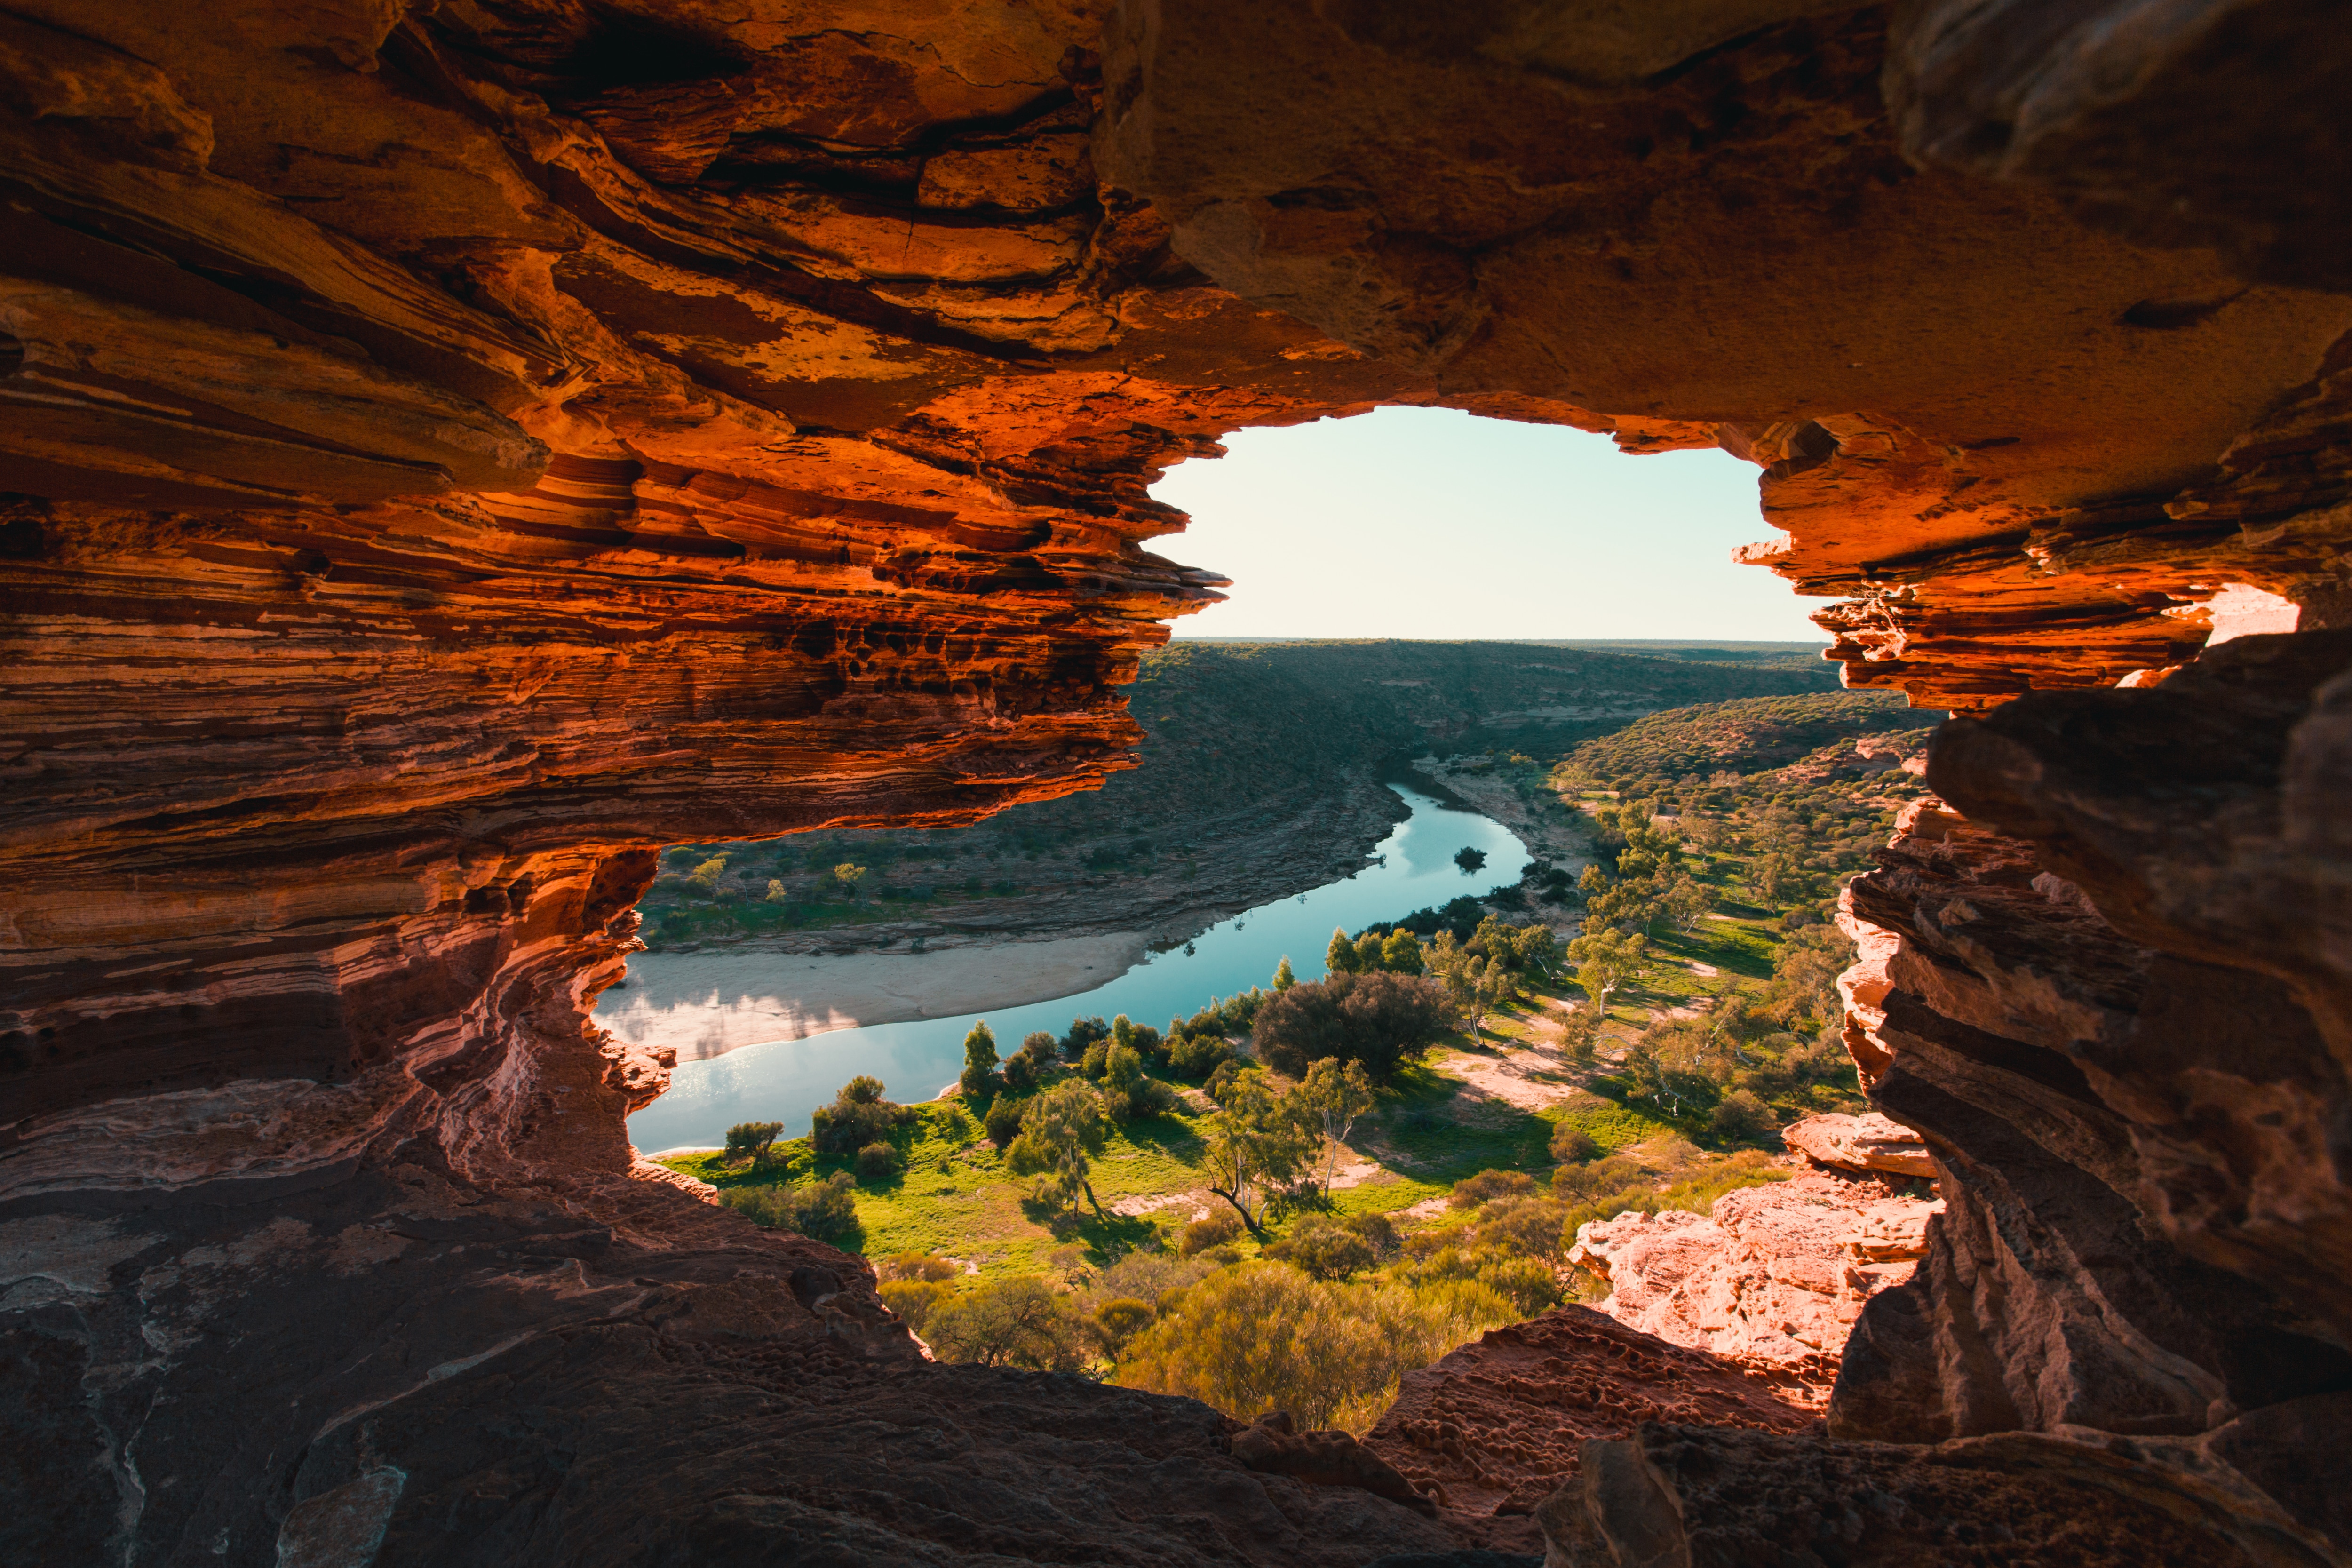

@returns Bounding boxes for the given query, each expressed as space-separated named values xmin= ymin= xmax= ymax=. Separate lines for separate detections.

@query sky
xmin=1148 ymin=405 xmax=1832 ymax=642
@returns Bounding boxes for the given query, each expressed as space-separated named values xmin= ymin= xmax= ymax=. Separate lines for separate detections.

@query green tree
xmin=1325 ymin=926 xmax=1360 ymax=975
xmin=960 ymin=1020 xmax=1002 ymax=1100
xmin=1272 ymin=955 xmax=1296 ymax=991
xmin=764 ymin=878 xmax=788 ymax=904
xmin=1379 ymin=928 xmax=1425 ymax=975
xmin=925 ymin=1275 xmax=1090 ymax=1371
xmin=1353 ymin=930 xmax=1387 ymax=973
xmin=688 ymin=854 xmax=729 ymax=892
xmin=1007 ymin=1079 xmax=1110 ymax=1216
xmin=1664 ymin=873 xmax=1713 ymax=933
xmin=1201 ymin=1068 xmax=1317 ymax=1236
xmin=1293 ymin=1058 xmax=1375 ymax=1197
xmin=811 ymin=1076 xmax=917 ymax=1155
xmin=1568 ymin=927 xmax=1647 ymax=1014
xmin=723 ymin=1120 xmax=783 ymax=1166
xmin=831 ymin=861 xmax=867 ymax=897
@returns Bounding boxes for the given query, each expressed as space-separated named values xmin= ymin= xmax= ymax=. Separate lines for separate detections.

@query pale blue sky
xmin=1150 ymin=406 xmax=1831 ymax=642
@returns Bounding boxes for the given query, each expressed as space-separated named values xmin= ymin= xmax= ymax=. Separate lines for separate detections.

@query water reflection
xmin=620 ymin=785 xmax=1528 ymax=1152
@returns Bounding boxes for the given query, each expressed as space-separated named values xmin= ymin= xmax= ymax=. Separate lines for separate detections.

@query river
xmin=616 ymin=783 xmax=1529 ymax=1153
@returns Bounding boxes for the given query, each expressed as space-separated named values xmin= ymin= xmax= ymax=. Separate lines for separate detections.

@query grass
xmin=657 ymin=965 xmax=1795 ymax=1280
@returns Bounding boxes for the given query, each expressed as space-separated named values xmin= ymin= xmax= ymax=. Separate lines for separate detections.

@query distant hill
xmin=1556 ymin=691 xmax=1942 ymax=787
xmin=638 ymin=641 xmax=1852 ymax=951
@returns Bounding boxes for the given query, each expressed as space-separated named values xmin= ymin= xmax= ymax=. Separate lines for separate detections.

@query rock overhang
xmin=6 ymin=1 xmax=2352 ymax=1564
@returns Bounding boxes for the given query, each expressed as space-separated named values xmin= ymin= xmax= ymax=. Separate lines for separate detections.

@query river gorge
xmin=614 ymin=783 xmax=1528 ymax=1151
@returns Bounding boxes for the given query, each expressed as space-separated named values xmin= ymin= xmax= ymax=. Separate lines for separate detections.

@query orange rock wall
xmin=9 ymin=1 xmax=2352 ymax=1564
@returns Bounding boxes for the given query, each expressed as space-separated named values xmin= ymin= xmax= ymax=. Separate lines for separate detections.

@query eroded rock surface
xmin=1782 ymin=1112 xmax=1938 ymax=1179
xmin=8 ymin=0 xmax=2352 ymax=1563
xmin=1569 ymin=1169 xmax=1937 ymax=1387
xmin=1541 ymin=1418 xmax=2352 ymax=1568
xmin=1360 ymin=1305 xmax=1820 ymax=1554
xmin=1 ymin=1159 xmax=1457 ymax=1568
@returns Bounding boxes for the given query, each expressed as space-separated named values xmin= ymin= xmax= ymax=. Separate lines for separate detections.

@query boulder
xmin=1781 ymin=1112 xmax=1939 ymax=1179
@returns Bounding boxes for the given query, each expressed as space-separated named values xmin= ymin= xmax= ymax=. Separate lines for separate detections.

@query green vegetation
xmin=662 ymin=676 xmax=1935 ymax=1438
xmin=629 ymin=641 xmax=1837 ymax=951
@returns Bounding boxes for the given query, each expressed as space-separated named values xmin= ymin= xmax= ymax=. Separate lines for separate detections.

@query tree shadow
xmin=1119 ymin=1111 xmax=1207 ymax=1156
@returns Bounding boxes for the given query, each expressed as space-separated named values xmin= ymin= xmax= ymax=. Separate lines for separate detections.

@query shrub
xmin=1264 ymin=1218 xmax=1377 ymax=1281
xmin=720 ymin=1172 xmax=858 ymax=1243
xmin=855 ymin=1141 xmax=898 ymax=1179
xmin=924 ymin=1275 xmax=1091 ymax=1371
xmin=1475 ymin=1196 xmax=1572 ymax=1261
xmin=1169 ymin=1031 xmax=1234 ymax=1078
xmin=984 ymin=1092 xmax=1025 ymax=1149
xmin=1061 ymin=1015 xmax=1110 ymax=1059
xmin=1116 ymin=1263 xmax=1518 ymax=1433
xmin=1094 ymin=1297 xmax=1157 ymax=1353
xmin=1709 ymin=1088 xmax=1772 ymax=1141
xmin=1252 ymin=971 xmax=1452 ymax=1080
xmin=1081 ymin=1040 xmax=1110 ymax=1080
xmin=878 ymin=1250 xmax=961 ymax=1283
xmin=880 ymin=1278 xmax=951 ymax=1335
xmin=723 ymin=1120 xmax=784 ymax=1165
xmin=1342 ymin=1211 xmax=1400 ymax=1261
xmin=1449 ymin=1169 xmax=1537 ymax=1209
xmin=811 ymin=1076 xmax=918 ymax=1155
xmin=1178 ymin=1208 xmax=1245 ymax=1258
xmin=1549 ymin=1122 xmax=1601 ymax=1164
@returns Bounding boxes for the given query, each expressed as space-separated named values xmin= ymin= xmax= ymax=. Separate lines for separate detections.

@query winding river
xmin=617 ymin=783 xmax=1529 ymax=1152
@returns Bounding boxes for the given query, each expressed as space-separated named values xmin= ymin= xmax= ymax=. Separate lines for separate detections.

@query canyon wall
xmin=6 ymin=1 xmax=2352 ymax=1563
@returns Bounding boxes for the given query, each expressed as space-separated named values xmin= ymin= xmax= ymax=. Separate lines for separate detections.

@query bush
xmin=983 ymin=1092 xmax=1025 ymax=1149
xmin=811 ymin=1076 xmax=917 ymax=1155
xmin=1003 ymin=1030 xmax=1059 ymax=1094
xmin=1475 ymin=1196 xmax=1572 ymax=1261
xmin=1178 ymin=1207 xmax=1245 ymax=1258
xmin=1549 ymin=1122 xmax=1600 ymax=1164
xmin=1252 ymin=971 xmax=1453 ymax=1080
xmin=878 ymin=1250 xmax=961 ymax=1283
xmin=924 ymin=1275 xmax=1091 ymax=1371
xmin=855 ymin=1141 xmax=899 ymax=1179
xmin=723 ymin=1120 xmax=784 ymax=1165
xmin=1116 ymin=1263 xmax=1518 ymax=1434
xmin=1264 ymin=1218 xmax=1377 ymax=1281
xmin=1449 ymin=1169 xmax=1536 ymax=1209
xmin=720 ymin=1172 xmax=859 ymax=1242
xmin=1169 ymin=1031 xmax=1234 ymax=1078
xmin=1342 ymin=1210 xmax=1400 ymax=1261
xmin=1061 ymin=1015 xmax=1110 ymax=1059
xmin=1094 ymin=1297 xmax=1157 ymax=1353
xmin=880 ymin=1278 xmax=951 ymax=1335
xmin=1709 ymin=1088 xmax=1772 ymax=1141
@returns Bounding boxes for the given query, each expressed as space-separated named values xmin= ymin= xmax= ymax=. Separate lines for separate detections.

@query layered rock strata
xmin=8 ymin=0 xmax=2352 ymax=1564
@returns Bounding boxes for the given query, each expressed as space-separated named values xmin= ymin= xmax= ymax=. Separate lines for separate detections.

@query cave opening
xmin=1151 ymin=405 xmax=1829 ymax=645
xmin=9 ymin=0 xmax=2352 ymax=1561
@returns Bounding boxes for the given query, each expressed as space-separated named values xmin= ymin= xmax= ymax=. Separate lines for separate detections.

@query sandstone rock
xmin=1359 ymin=1305 xmax=1818 ymax=1553
xmin=1230 ymin=1410 xmax=1430 ymax=1509
xmin=1782 ymin=1112 xmax=1938 ymax=1179
xmin=8 ymin=0 xmax=2352 ymax=1560
xmin=1568 ymin=1171 xmax=1940 ymax=1382
xmin=0 ymin=1156 xmax=1460 ymax=1567
xmin=1539 ymin=1421 xmax=2352 ymax=1568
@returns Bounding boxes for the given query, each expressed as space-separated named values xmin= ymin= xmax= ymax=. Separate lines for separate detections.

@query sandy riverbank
xmin=597 ymin=930 xmax=1151 ymax=1064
